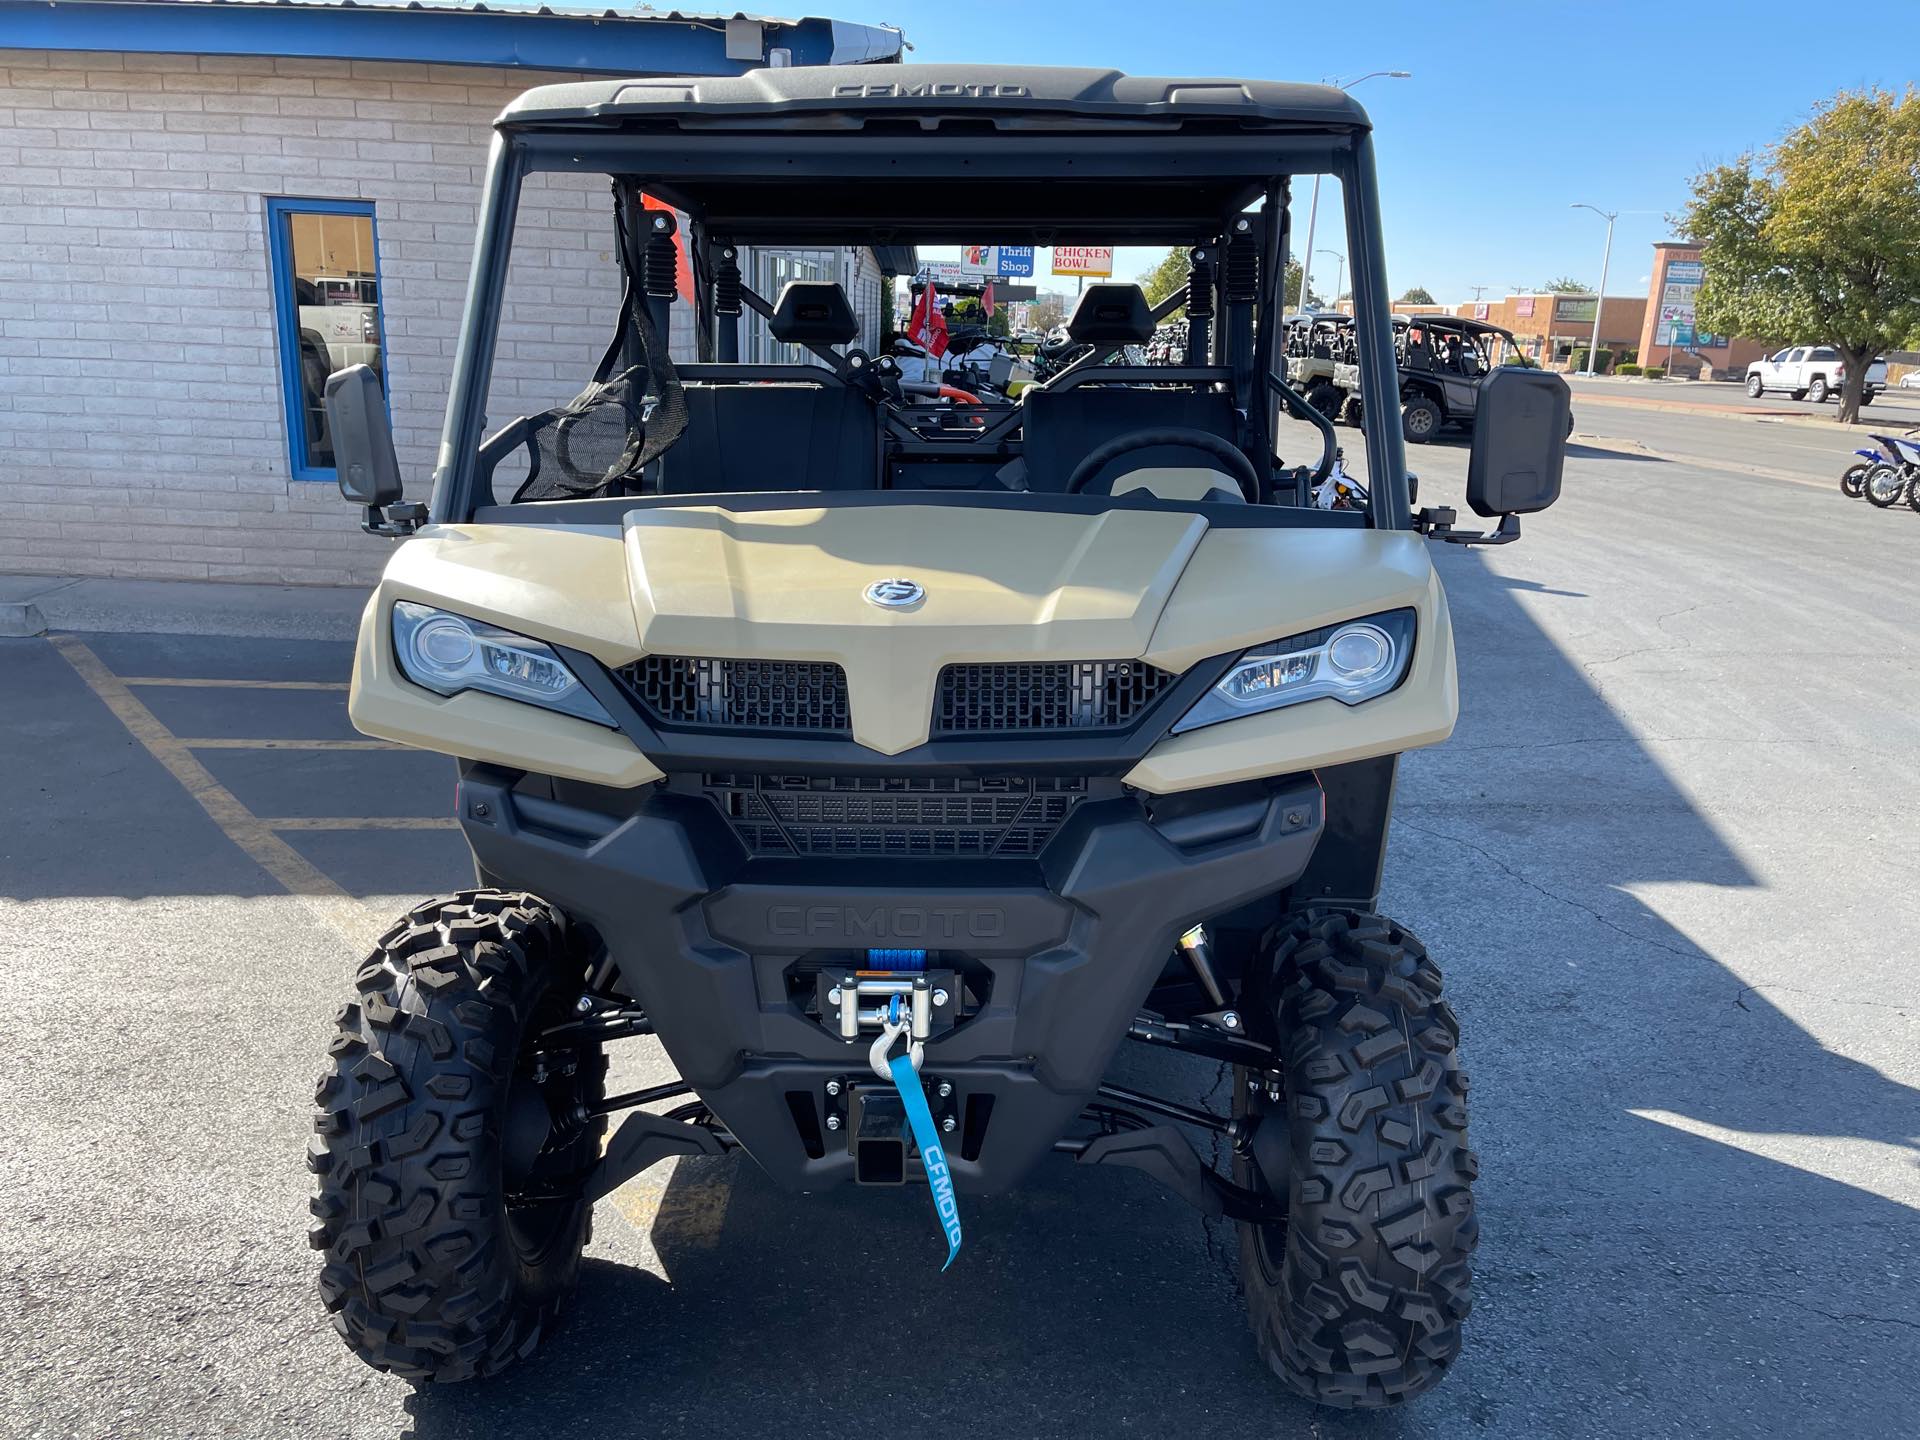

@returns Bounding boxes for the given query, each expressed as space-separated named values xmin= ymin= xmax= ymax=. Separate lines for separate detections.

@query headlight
xmin=391 ymin=601 xmax=614 ymax=727
xmin=1171 ymin=609 xmax=1415 ymax=734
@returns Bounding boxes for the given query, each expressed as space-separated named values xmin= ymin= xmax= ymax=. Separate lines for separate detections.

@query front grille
xmin=705 ymin=773 xmax=1087 ymax=858
xmin=617 ymin=657 xmax=850 ymax=733
xmin=933 ymin=660 xmax=1176 ymax=735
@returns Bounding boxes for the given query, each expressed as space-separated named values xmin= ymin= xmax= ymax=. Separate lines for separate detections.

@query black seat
xmin=1017 ymin=281 xmax=1241 ymax=492
xmin=654 ymin=381 xmax=878 ymax=494
xmin=1021 ymin=386 xmax=1238 ymax=493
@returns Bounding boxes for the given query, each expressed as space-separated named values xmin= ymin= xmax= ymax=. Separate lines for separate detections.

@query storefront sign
xmin=1554 ymin=296 xmax=1597 ymax=324
xmin=1657 ymin=259 xmax=1719 ymax=347
xmin=960 ymin=245 xmax=1036 ymax=278
xmin=920 ymin=260 xmax=982 ymax=287
xmin=1052 ymin=246 xmax=1114 ymax=277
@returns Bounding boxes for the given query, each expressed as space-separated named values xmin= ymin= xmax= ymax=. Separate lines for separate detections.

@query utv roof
xmin=497 ymin=64 xmax=1370 ymax=130
xmin=1395 ymin=314 xmax=1519 ymax=338
xmin=495 ymin=65 xmax=1371 ymax=244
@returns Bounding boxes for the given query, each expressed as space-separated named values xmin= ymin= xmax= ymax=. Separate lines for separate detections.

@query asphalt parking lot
xmin=3 ymin=397 xmax=1917 ymax=1439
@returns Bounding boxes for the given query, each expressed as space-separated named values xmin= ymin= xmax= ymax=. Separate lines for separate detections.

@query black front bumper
xmin=457 ymin=769 xmax=1324 ymax=1193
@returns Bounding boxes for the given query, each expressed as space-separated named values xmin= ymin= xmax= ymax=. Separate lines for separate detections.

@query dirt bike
xmin=1862 ymin=432 xmax=1920 ymax=509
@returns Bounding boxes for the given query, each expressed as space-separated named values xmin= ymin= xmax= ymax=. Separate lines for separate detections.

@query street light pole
xmin=1299 ymin=70 xmax=1408 ymax=310
xmin=1570 ymin=203 xmax=1617 ymax=376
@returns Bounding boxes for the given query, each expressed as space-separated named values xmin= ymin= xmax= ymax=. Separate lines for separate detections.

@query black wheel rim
xmin=1238 ymin=1070 xmax=1291 ymax=1282
xmin=500 ymin=1034 xmax=598 ymax=1265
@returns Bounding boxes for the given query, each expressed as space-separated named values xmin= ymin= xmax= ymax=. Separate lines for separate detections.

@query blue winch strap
xmin=888 ymin=1052 xmax=962 ymax=1270
xmin=868 ymin=948 xmax=927 ymax=971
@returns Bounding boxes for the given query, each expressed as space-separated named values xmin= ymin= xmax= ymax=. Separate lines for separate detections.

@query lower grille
xmin=617 ymin=656 xmax=850 ymax=733
xmin=934 ymin=660 xmax=1176 ymax=734
xmin=705 ymin=773 xmax=1087 ymax=858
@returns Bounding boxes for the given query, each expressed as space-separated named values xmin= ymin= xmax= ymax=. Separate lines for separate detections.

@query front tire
xmin=1401 ymin=395 xmax=1442 ymax=445
xmin=309 ymin=890 xmax=606 ymax=1382
xmin=1864 ymin=463 xmax=1908 ymax=508
xmin=1840 ymin=461 xmax=1870 ymax=499
xmin=1233 ymin=911 xmax=1477 ymax=1408
xmin=1746 ymin=374 xmax=1765 ymax=398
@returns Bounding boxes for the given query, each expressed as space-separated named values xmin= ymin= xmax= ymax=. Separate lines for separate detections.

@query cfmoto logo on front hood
xmin=832 ymin=83 xmax=1030 ymax=99
xmin=864 ymin=577 xmax=925 ymax=609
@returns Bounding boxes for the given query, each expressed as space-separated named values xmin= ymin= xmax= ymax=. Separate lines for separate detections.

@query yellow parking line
xmin=266 ymin=816 xmax=457 ymax=831
xmin=47 ymin=635 xmax=377 ymax=949
xmin=177 ymin=738 xmax=407 ymax=751
xmin=120 ymin=677 xmax=350 ymax=692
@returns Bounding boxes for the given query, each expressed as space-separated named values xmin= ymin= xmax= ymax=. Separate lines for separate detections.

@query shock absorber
xmin=1224 ymin=228 xmax=1259 ymax=304
xmin=713 ymin=242 xmax=742 ymax=362
xmin=642 ymin=208 xmax=678 ymax=345
xmin=1186 ymin=246 xmax=1214 ymax=362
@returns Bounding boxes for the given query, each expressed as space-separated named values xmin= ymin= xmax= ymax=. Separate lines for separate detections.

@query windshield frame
xmin=430 ymin=124 xmax=1412 ymax=532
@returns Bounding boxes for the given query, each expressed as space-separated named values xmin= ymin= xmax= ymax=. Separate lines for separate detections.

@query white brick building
xmin=0 ymin=3 xmax=902 ymax=586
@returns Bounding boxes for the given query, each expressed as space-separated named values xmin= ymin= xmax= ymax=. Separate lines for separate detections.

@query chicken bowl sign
xmin=1051 ymin=246 xmax=1114 ymax=278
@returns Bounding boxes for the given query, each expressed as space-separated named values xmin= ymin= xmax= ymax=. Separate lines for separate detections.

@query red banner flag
xmin=908 ymin=282 xmax=949 ymax=357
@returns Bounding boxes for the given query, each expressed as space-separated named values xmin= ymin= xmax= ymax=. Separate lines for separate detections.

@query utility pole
xmin=1299 ymin=70 xmax=1409 ymax=311
xmin=1570 ymin=204 xmax=1617 ymax=376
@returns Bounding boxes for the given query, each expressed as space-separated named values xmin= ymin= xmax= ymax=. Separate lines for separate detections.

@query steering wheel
xmin=1064 ymin=426 xmax=1262 ymax=503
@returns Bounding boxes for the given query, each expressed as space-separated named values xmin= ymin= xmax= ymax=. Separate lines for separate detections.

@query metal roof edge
xmin=0 ymin=1 xmax=905 ymax=74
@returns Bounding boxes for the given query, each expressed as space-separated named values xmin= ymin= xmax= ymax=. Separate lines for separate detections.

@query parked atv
xmin=1285 ymin=313 xmax=1359 ymax=422
xmin=310 ymin=65 xmax=1569 ymax=1410
xmin=1394 ymin=315 xmax=1569 ymax=444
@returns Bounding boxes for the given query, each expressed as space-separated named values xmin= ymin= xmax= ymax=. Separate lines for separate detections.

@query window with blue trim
xmin=266 ymin=198 xmax=387 ymax=480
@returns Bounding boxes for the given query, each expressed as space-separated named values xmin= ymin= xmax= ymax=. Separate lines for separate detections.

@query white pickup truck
xmin=1745 ymin=345 xmax=1886 ymax=405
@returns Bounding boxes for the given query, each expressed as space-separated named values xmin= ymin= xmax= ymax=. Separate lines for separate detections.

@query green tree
xmin=1028 ymin=293 xmax=1067 ymax=331
xmin=1141 ymin=247 xmax=1307 ymax=310
xmin=1398 ymin=285 xmax=1436 ymax=305
xmin=1682 ymin=86 xmax=1920 ymax=422
xmin=1543 ymin=276 xmax=1589 ymax=293
xmin=1284 ymin=258 xmax=1305 ymax=309
xmin=1138 ymin=246 xmax=1190 ymax=311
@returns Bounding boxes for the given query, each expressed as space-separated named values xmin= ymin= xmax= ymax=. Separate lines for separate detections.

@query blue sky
xmin=848 ymin=0 xmax=1920 ymax=303
xmin=474 ymin=0 xmax=1917 ymax=303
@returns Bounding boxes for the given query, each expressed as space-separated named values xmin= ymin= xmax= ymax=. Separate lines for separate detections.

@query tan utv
xmin=310 ymin=64 xmax=1569 ymax=1409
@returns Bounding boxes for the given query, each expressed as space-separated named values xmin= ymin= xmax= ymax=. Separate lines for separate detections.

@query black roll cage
xmin=430 ymin=120 xmax=1411 ymax=531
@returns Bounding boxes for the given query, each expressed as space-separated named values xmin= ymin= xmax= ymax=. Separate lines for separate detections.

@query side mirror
xmin=322 ymin=364 xmax=403 ymax=509
xmin=1466 ymin=367 xmax=1568 ymax=518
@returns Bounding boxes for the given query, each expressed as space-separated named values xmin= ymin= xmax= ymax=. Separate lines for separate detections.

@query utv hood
xmin=622 ymin=503 xmax=1207 ymax=754
xmin=354 ymin=502 xmax=1454 ymax=783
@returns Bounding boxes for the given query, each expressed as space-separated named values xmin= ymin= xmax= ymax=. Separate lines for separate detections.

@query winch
xmin=812 ymin=948 xmax=961 ymax=1048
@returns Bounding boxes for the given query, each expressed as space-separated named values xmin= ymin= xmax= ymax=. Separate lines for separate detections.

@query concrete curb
xmin=1570 ymin=385 xmax=1920 ymax=432
xmin=0 ymin=574 xmax=369 ymax=641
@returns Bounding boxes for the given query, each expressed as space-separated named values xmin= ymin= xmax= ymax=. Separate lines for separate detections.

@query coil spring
xmin=1225 ymin=238 xmax=1259 ymax=302
xmin=643 ymin=223 xmax=678 ymax=299
xmin=714 ymin=247 xmax=742 ymax=316
xmin=1186 ymin=249 xmax=1214 ymax=318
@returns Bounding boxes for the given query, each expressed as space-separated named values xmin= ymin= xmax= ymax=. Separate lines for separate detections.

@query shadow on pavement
xmin=1565 ymin=441 xmax=1665 ymax=463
